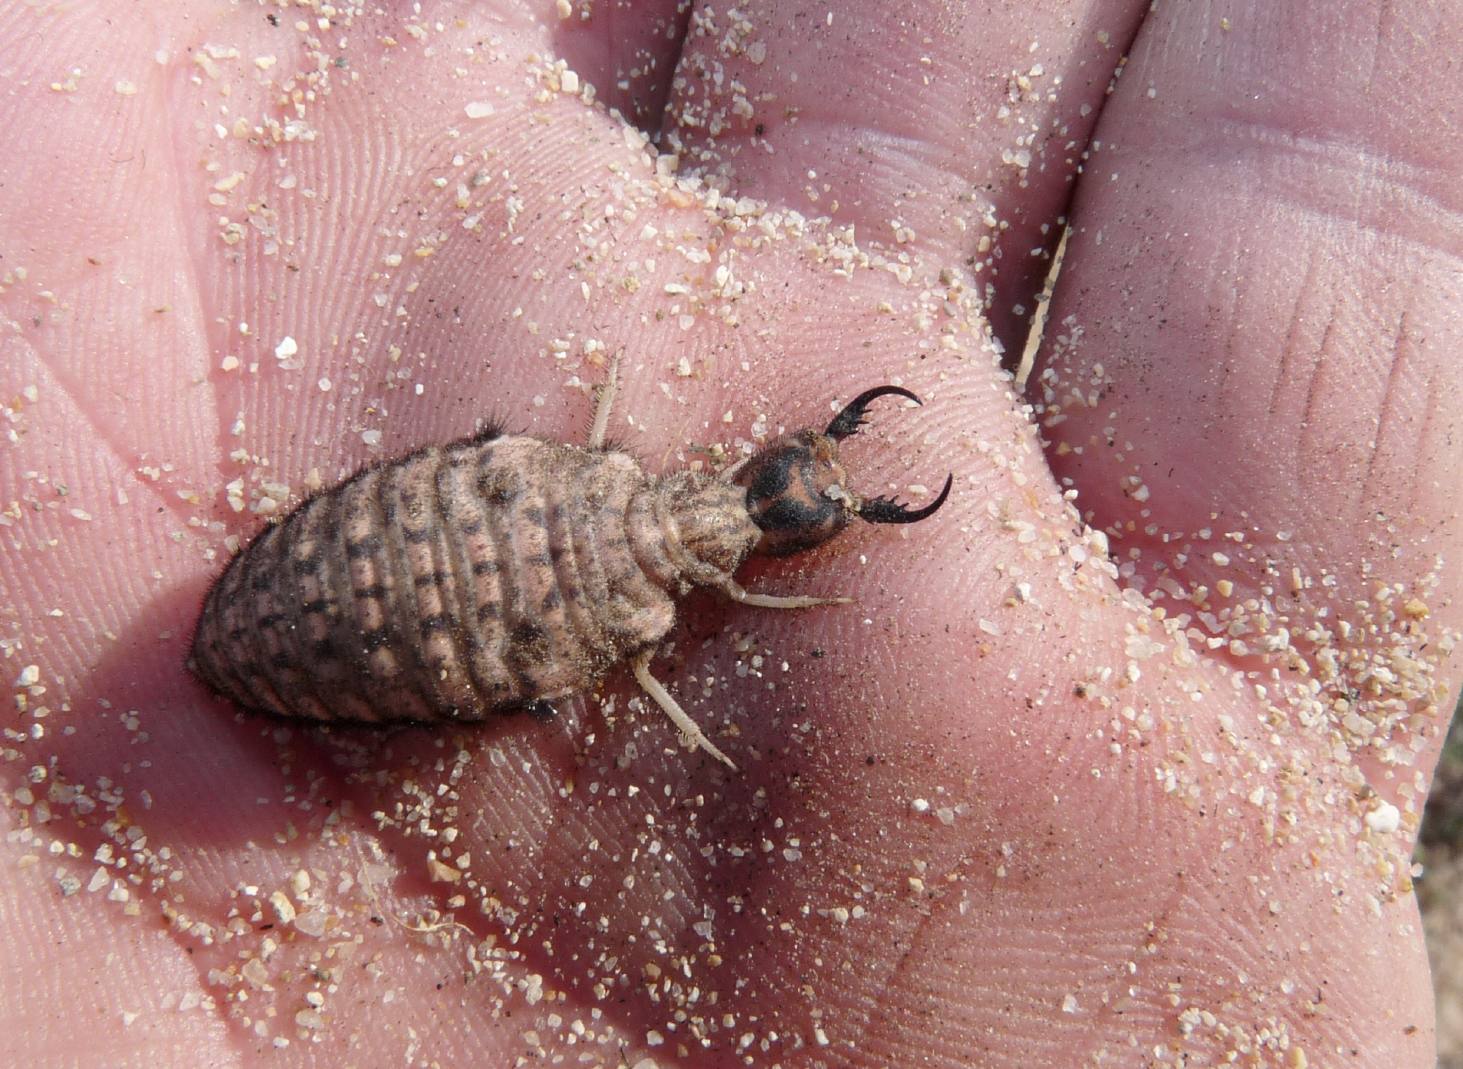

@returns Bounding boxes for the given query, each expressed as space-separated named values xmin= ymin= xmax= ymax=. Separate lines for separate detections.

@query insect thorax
xmin=631 ymin=470 xmax=760 ymax=593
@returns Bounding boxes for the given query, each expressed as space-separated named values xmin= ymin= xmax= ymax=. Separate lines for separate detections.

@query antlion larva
xmin=188 ymin=368 xmax=951 ymax=769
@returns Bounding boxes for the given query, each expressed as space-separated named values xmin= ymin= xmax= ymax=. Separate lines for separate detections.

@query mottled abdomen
xmin=189 ymin=433 xmax=752 ymax=724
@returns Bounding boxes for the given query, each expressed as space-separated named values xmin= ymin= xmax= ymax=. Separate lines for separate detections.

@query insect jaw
xmin=853 ymin=472 xmax=954 ymax=524
xmin=824 ymin=385 xmax=954 ymax=527
xmin=734 ymin=386 xmax=954 ymax=556
xmin=824 ymin=384 xmax=923 ymax=441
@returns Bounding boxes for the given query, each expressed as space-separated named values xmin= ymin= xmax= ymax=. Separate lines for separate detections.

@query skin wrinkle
xmin=851 ymin=867 xmax=1178 ymax=1067
xmin=1194 ymin=120 xmax=1463 ymax=250
xmin=1296 ymin=311 xmax=1345 ymax=506
xmin=11 ymin=335 xmax=202 ymax=526
xmin=859 ymin=894 xmax=968 ymax=1064
xmin=1359 ymin=307 xmax=1412 ymax=506
xmin=1365 ymin=1 xmax=1395 ymax=90
xmin=1267 ymin=247 xmax=1318 ymax=420
xmin=158 ymin=63 xmax=229 ymax=487
xmin=1409 ymin=367 xmax=1441 ymax=520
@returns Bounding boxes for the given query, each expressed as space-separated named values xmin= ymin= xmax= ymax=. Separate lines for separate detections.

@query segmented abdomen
xmin=189 ymin=434 xmax=677 ymax=723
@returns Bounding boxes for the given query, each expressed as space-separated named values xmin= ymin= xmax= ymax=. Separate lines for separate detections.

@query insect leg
xmin=631 ymin=651 xmax=738 ymax=770
xmin=717 ymin=454 xmax=752 ymax=483
xmin=586 ymin=354 xmax=620 ymax=451
xmin=718 ymin=577 xmax=853 ymax=610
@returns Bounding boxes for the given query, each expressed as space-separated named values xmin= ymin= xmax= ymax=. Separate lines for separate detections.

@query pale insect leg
xmin=587 ymin=353 xmax=620 ymax=451
xmin=719 ymin=577 xmax=853 ymax=609
xmin=632 ymin=651 xmax=738 ymax=771
xmin=717 ymin=455 xmax=751 ymax=482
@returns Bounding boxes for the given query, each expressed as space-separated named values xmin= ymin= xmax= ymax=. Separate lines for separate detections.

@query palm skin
xmin=1 ymin=2 xmax=1458 ymax=1067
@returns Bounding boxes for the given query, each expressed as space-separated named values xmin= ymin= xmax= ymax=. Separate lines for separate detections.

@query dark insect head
xmin=733 ymin=385 xmax=953 ymax=557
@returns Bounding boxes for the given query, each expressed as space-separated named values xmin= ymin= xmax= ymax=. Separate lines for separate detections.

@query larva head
xmin=733 ymin=385 xmax=953 ymax=557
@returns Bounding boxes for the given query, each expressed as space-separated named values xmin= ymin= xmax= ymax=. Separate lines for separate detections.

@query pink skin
xmin=1 ymin=2 xmax=1458 ymax=1066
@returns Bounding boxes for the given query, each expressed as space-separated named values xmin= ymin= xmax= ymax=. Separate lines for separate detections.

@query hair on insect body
xmin=188 ymin=366 xmax=952 ymax=770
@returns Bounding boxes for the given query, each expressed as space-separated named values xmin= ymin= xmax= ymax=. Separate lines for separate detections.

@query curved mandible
xmin=824 ymin=385 xmax=953 ymax=525
xmin=857 ymin=473 xmax=954 ymax=525
xmin=824 ymin=384 xmax=923 ymax=441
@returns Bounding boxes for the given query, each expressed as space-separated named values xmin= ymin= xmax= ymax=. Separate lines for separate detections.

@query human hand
xmin=2 ymin=3 xmax=1457 ymax=1066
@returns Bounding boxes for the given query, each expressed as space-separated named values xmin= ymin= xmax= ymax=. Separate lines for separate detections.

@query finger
xmin=662 ymin=0 xmax=1150 ymax=355
xmin=1029 ymin=4 xmax=1463 ymax=769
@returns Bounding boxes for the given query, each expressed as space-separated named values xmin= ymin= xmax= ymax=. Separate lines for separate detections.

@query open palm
xmin=3 ymin=3 xmax=1458 ymax=1066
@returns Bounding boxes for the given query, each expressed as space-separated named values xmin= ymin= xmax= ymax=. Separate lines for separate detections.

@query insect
xmin=188 ymin=366 xmax=951 ymax=770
